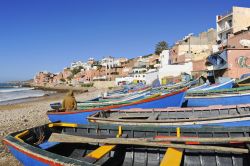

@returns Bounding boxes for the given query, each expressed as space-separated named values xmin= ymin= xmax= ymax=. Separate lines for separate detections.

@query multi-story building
xmin=158 ymin=50 xmax=193 ymax=84
xmin=206 ymin=29 xmax=250 ymax=80
xmin=170 ymin=28 xmax=216 ymax=65
xmin=33 ymin=71 xmax=54 ymax=86
xmin=70 ymin=61 xmax=84 ymax=69
xmin=101 ymin=56 xmax=116 ymax=68
xmin=169 ymin=29 xmax=216 ymax=78
xmin=130 ymin=67 xmax=147 ymax=83
xmin=216 ymin=6 xmax=250 ymax=46
xmin=87 ymin=58 xmax=95 ymax=65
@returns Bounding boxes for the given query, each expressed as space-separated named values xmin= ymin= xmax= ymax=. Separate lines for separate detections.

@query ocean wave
xmin=0 ymin=92 xmax=45 ymax=103
xmin=0 ymin=87 xmax=34 ymax=93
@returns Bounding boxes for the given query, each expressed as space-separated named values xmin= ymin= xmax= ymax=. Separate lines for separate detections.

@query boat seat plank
xmin=83 ymin=145 xmax=116 ymax=163
xmin=38 ymin=141 xmax=60 ymax=150
xmin=147 ymin=113 xmax=160 ymax=120
xmin=160 ymin=148 xmax=183 ymax=166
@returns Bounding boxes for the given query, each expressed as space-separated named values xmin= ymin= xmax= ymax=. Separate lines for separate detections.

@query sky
xmin=0 ymin=0 xmax=250 ymax=82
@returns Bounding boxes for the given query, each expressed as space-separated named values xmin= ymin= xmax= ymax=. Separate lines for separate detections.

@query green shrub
xmin=60 ymin=78 xmax=66 ymax=82
xmin=81 ymin=83 xmax=94 ymax=87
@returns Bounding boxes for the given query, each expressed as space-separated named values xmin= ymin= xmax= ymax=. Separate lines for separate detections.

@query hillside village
xmin=34 ymin=6 xmax=250 ymax=88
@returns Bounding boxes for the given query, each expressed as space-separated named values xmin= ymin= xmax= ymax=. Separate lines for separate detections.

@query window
xmin=228 ymin=20 xmax=232 ymax=27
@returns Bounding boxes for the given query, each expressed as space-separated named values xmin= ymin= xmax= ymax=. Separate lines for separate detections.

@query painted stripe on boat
xmin=48 ymin=123 xmax=78 ymax=128
xmin=186 ymin=92 xmax=250 ymax=99
xmin=15 ymin=130 xmax=29 ymax=142
xmin=3 ymin=139 xmax=64 ymax=166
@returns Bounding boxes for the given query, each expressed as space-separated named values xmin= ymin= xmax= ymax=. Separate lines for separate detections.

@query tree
xmin=67 ymin=75 xmax=74 ymax=81
xmin=71 ymin=66 xmax=83 ymax=75
xmin=60 ymin=78 xmax=66 ymax=82
xmin=155 ymin=41 xmax=168 ymax=55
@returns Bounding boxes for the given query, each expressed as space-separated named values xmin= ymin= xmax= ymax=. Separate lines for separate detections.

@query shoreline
xmin=33 ymin=85 xmax=93 ymax=93
xmin=0 ymin=87 xmax=108 ymax=165
xmin=0 ymin=85 xmax=101 ymax=108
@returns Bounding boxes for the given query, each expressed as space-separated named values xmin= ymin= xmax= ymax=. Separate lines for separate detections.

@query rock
xmin=0 ymin=131 xmax=5 ymax=136
xmin=24 ymin=119 xmax=28 ymax=122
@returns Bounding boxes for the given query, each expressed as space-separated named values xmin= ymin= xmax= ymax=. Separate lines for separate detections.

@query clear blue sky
xmin=0 ymin=0 xmax=249 ymax=82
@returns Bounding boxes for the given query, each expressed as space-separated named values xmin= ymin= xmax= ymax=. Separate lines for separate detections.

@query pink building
xmin=225 ymin=48 xmax=250 ymax=78
xmin=62 ymin=68 xmax=72 ymax=79
xmin=33 ymin=72 xmax=54 ymax=86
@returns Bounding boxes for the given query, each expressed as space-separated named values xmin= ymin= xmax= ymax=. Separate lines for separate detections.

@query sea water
xmin=0 ymin=83 xmax=51 ymax=104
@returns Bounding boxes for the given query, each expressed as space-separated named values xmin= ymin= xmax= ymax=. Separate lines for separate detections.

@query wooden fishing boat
xmin=77 ymin=88 xmax=151 ymax=107
xmin=186 ymin=92 xmax=250 ymax=107
xmin=188 ymin=83 xmax=210 ymax=92
xmin=4 ymin=123 xmax=250 ymax=166
xmin=104 ymin=86 xmax=151 ymax=99
xmin=49 ymin=88 xmax=151 ymax=110
xmin=190 ymin=79 xmax=235 ymax=92
xmin=47 ymin=88 xmax=187 ymax=124
xmin=88 ymin=104 xmax=250 ymax=127
xmin=164 ymin=79 xmax=198 ymax=90
xmin=187 ymin=86 xmax=250 ymax=96
xmin=237 ymin=76 xmax=250 ymax=87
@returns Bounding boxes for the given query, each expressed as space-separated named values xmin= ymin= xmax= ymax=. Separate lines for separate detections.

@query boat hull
xmin=186 ymin=93 xmax=250 ymax=107
xmin=6 ymin=145 xmax=49 ymax=166
xmin=201 ymin=79 xmax=234 ymax=91
xmin=4 ymin=137 xmax=84 ymax=166
xmin=118 ymin=90 xmax=186 ymax=109
xmin=48 ymin=110 xmax=97 ymax=124
xmin=188 ymin=83 xmax=209 ymax=92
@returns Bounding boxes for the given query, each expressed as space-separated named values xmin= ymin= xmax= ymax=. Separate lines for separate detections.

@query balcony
xmin=217 ymin=10 xmax=232 ymax=22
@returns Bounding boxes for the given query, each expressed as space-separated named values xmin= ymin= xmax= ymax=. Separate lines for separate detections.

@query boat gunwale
xmin=185 ymin=92 xmax=250 ymax=99
xmin=88 ymin=107 xmax=250 ymax=124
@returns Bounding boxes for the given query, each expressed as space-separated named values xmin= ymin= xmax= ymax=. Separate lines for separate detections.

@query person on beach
xmin=62 ymin=90 xmax=77 ymax=111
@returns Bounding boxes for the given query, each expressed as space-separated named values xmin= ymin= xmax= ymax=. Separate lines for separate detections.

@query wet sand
xmin=0 ymin=87 xmax=108 ymax=166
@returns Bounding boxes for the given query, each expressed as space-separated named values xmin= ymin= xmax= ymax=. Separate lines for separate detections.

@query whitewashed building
xmin=158 ymin=50 xmax=193 ymax=84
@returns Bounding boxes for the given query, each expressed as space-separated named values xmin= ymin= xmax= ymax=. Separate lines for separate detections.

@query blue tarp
xmin=207 ymin=51 xmax=228 ymax=70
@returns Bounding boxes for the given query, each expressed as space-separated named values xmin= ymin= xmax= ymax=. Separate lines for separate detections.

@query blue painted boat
xmin=47 ymin=88 xmax=187 ymax=124
xmin=186 ymin=92 xmax=250 ymax=107
xmin=88 ymin=104 xmax=250 ymax=127
xmin=200 ymin=79 xmax=235 ymax=91
xmin=4 ymin=122 xmax=250 ymax=166
xmin=188 ymin=82 xmax=210 ymax=92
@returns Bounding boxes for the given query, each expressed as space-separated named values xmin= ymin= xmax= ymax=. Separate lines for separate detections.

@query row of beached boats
xmin=4 ymin=77 xmax=250 ymax=166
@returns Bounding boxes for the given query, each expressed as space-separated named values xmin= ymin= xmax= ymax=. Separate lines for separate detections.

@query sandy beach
xmin=0 ymin=87 xmax=108 ymax=166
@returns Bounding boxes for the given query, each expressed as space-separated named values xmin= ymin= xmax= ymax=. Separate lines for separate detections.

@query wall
xmin=115 ymin=77 xmax=134 ymax=85
xmin=93 ymin=81 xmax=116 ymax=89
xmin=158 ymin=62 xmax=193 ymax=84
xmin=233 ymin=6 xmax=250 ymax=33
xmin=226 ymin=49 xmax=250 ymax=78
xmin=192 ymin=59 xmax=207 ymax=72
xmin=145 ymin=70 xmax=159 ymax=85
xmin=170 ymin=29 xmax=216 ymax=64
xmin=228 ymin=31 xmax=250 ymax=48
